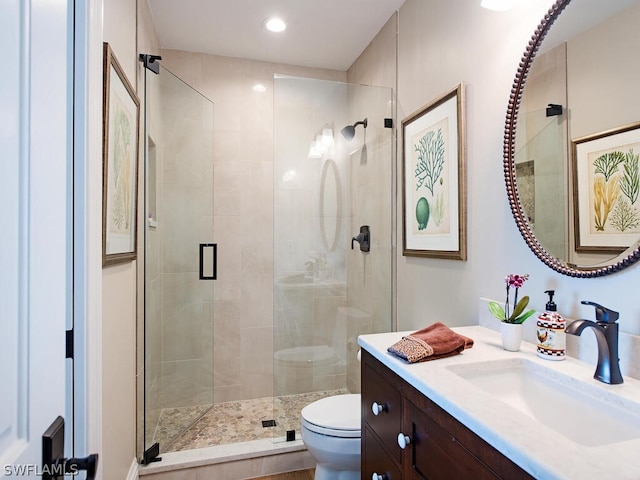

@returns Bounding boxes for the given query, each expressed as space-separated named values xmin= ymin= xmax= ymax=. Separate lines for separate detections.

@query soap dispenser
xmin=536 ymin=290 xmax=566 ymax=360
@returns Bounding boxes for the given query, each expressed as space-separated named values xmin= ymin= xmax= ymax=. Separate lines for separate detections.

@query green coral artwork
xmin=620 ymin=149 xmax=639 ymax=205
xmin=414 ymin=129 xmax=445 ymax=196
xmin=411 ymin=118 xmax=449 ymax=235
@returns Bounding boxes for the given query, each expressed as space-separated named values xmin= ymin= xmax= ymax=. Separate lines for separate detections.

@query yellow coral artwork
xmin=573 ymin=123 xmax=640 ymax=253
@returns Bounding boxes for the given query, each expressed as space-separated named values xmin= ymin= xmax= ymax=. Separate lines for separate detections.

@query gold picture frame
xmin=402 ymin=84 xmax=467 ymax=260
xmin=102 ymin=43 xmax=140 ymax=266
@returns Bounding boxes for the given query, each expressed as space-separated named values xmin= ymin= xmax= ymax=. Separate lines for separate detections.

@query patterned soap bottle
xmin=536 ymin=290 xmax=566 ymax=361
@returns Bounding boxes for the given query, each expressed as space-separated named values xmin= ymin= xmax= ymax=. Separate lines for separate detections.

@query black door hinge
xmin=66 ymin=329 xmax=73 ymax=359
xmin=141 ymin=443 xmax=162 ymax=465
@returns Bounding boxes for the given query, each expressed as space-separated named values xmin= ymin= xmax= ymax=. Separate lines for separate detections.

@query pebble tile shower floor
xmin=153 ymin=389 xmax=349 ymax=452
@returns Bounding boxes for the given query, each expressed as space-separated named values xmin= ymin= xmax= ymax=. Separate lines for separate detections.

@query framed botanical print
xmin=102 ymin=43 xmax=140 ymax=266
xmin=572 ymin=122 xmax=640 ymax=254
xmin=402 ymin=84 xmax=467 ymax=260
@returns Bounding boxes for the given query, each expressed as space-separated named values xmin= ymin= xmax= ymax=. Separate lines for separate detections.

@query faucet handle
xmin=581 ymin=300 xmax=619 ymax=324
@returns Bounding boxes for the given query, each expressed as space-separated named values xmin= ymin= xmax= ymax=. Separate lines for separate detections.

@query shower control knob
xmin=372 ymin=473 xmax=388 ymax=480
xmin=371 ymin=402 xmax=386 ymax=416
xmin=397 ymin=432 xmax=411 ymax=449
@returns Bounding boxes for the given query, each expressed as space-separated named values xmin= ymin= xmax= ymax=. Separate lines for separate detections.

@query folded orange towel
xmin=387 ymin=322 xmax=474 ymax=363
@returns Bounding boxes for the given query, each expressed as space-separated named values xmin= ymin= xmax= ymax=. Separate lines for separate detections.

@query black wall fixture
xmin=546 ymin=103 xmax=563 ymax=117
xmin=139 ymin=53 xmax=162 ymax=74
xmin=351 ymin=225 xmax=370 ymax=253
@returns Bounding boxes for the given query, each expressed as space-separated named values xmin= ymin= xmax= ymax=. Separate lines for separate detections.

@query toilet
xmin=301 ymin=394 xmax=361 ymax=480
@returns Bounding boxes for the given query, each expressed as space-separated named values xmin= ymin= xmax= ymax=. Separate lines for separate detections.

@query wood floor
xmin=251 ymin=468 xmax=315 ymax=480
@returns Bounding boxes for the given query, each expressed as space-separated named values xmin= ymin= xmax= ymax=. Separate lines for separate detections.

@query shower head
xmin=340 ymin=118 xmax=368 ymax=141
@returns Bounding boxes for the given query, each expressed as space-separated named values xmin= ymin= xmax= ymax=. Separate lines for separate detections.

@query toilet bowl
xmin=301 ymin=394 xmax=361 ymax=480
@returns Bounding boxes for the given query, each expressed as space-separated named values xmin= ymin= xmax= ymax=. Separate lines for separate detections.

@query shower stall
xmin=141 ymin=66 xmax=393 ymax=459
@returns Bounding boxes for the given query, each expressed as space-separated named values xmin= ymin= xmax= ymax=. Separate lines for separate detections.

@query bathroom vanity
xmin=361 ymin=349 xmax=531 ymax=479
xmin=359 ymin=326 xmax=640 ymax=480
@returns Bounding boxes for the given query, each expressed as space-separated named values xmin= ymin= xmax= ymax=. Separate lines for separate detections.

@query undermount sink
xmin=447 ymin=358 xmax=640 ymax=447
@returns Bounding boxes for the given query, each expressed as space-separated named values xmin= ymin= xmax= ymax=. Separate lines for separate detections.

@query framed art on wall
xmin=102 ymin=42 xmax=140 ymax=266
xmin=572 ymin=122 xmax=640 ymax=254
xmin=402 ymin=83 xmax=467 ymax=260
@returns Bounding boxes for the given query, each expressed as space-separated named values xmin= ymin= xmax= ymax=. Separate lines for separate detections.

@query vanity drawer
xmin=362 ymin=355 xmax=403 ymax=463
xmin=363 ymin=426 xmax=402 ymax=480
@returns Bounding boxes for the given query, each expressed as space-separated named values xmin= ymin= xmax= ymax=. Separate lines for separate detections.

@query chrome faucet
xmin=565 ymin=301 xmax=623 ymax=385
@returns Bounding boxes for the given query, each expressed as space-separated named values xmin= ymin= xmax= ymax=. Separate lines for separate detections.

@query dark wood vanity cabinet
xmin=361 ymin=350 xmax=534 ymax=480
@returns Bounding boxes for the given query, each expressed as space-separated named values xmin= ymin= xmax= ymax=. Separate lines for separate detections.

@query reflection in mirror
xmin=320 ymin=159 xmax=341 ymax=252
xmin=505 ymin=0 xmax=640 ymax=277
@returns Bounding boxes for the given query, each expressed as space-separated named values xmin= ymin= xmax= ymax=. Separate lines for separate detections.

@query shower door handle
xmin=199 ymin=243 xmax=217 ymax=280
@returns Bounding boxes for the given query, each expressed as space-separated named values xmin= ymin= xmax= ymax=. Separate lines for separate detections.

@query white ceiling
xmin=148 ymin=0 xmax=406 ymax=71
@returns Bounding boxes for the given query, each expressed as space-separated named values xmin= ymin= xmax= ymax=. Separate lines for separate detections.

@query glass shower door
xmin=143 ymin=65 xmax=215 ymax=457
xmin=273 ymin=75 xmax=393 ymax=440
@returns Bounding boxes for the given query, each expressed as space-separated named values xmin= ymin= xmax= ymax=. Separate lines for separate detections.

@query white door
xmin=0 ymin=0 xmax=71 ymax=476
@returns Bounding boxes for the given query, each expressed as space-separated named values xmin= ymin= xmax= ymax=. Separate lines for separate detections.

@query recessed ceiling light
xmin=480 ymin=0 xmax=521 ymax=11
xmin=264 ymin=17 xmax=286 ymax=33
xmin=252 ymin=83 xmax=266 ymax=93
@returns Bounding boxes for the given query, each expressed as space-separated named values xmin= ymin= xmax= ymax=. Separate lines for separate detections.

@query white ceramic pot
xmin=501 ymin=322 xmax=523 ymax=351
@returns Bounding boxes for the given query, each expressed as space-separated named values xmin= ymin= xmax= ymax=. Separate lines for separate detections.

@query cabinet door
xmin=404 ymin=400 xmax=501 ymax=480
xmin=362 ymin=360 xmax=403 ymax=462
xmin=363 ymin=426 xmax=403 ymax=480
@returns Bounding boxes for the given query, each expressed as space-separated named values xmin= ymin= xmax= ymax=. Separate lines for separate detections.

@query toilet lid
xmin=301 ymin=394 xmax=361 ymax=438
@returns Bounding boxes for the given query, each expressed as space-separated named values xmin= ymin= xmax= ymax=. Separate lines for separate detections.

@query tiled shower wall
xmin=160 ymin=50 xmax=346 ymax=402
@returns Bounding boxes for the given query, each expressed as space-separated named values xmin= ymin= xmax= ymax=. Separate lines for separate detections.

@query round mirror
xmin=504 ymin=0 xmax=640 ymax=277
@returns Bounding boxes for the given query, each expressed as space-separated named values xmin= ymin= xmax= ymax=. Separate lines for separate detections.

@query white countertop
xmin=358 ymin=326 xmax=640 ymax=480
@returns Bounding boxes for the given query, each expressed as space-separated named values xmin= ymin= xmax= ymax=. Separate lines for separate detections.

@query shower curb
xmin=137 ymin=437 xmax=313 ymax=478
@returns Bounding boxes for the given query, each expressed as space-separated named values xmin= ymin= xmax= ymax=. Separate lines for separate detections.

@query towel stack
xmin=387 ymin=322 xmax=474 ymax=363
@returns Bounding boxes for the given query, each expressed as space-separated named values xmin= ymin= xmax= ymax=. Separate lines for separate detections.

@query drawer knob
xmin=372 ymin=474 xmax=387 ymax=480
xmin=371 ymin=402 xmax=386 ymax=416
xmin=397 ymin=432 xmax=411 ymax=449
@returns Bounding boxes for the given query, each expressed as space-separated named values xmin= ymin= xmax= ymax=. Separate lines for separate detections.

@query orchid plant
xmin=488 ymin=274 xmax=536 ymax=324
